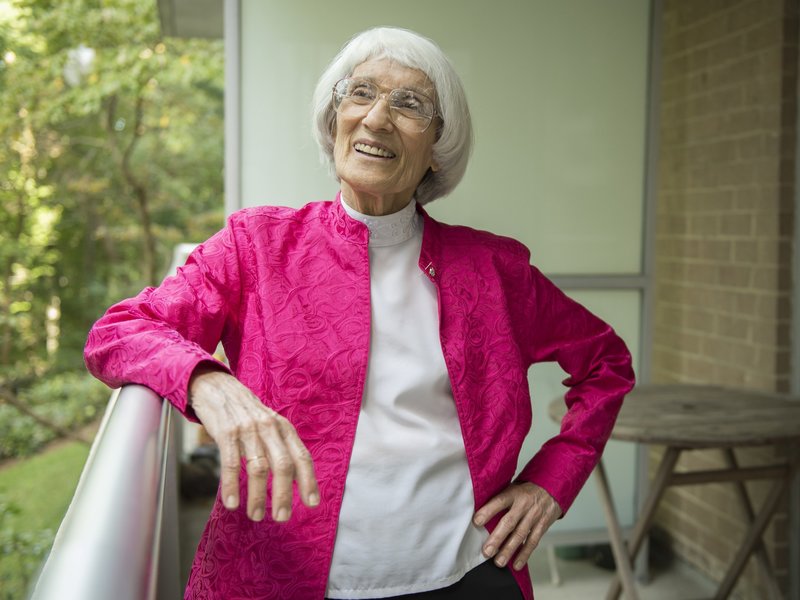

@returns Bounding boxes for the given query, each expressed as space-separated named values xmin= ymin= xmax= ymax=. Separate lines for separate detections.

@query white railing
xmin=30 ymin=385 xmax=181 ymax=600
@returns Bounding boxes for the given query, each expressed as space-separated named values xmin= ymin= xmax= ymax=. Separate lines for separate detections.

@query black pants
xmin=326 ymin=560 xmax=524 ymax=600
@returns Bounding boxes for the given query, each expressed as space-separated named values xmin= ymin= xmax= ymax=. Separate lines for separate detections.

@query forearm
xmin=518 ymin=328 xmax=634 ymax=513
xmin=84 ymin=289 xmax=231 ymax=416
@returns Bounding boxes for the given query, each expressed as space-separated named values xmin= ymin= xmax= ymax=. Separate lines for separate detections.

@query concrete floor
xmin=528 ymin=545 xmax=718 ymax=600
xmin=179 ymin=497 xmax=215 ymax=585
xmin=179 ymin=496 xmax=718 ymax=599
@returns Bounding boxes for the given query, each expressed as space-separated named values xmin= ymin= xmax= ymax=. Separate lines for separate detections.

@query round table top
xmin=547 ymin=384 xmax=800 ymax=448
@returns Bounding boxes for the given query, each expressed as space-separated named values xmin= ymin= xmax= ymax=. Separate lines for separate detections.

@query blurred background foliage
xmin=0 ymin=0 xmax=223 ymax=387
xmin=0 ymin=0 xmax=224 ymax=594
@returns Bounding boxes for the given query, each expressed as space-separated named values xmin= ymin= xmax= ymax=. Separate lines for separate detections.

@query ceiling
xmin=156 ymin=0 xmax=223 ymax=38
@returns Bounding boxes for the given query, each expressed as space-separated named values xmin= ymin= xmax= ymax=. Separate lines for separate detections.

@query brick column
xmin=652 ymin=0 xmax=798 ymax=596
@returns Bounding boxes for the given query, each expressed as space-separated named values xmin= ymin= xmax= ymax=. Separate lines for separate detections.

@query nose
xmin=362 ymin=94 xmax=394 ymax=131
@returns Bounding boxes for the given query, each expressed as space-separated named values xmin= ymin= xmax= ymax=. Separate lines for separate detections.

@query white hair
xmin=311 ymin=27 xmax=473 ymax=205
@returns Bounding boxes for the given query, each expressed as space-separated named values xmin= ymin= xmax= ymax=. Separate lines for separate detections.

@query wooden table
xmin=549 ymin=384 xmax=800 ymax=600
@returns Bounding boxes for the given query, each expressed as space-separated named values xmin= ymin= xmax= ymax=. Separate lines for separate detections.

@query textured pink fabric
xmin=84 ymin=195 xmax=635 ymax=600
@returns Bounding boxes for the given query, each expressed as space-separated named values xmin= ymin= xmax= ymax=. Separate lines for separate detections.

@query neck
xmin=340 ymin=187 xmax=413 ymax=216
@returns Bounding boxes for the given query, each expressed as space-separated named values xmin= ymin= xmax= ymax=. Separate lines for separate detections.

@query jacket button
xmin=428 ymin=266 xmax=436 ymax=277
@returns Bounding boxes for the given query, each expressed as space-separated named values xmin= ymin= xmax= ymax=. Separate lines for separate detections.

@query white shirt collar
xmin=340 ymin=195 xmax=420 ymax=247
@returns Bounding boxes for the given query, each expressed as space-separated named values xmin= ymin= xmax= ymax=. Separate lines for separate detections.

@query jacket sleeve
xmin=514 ymin=265 xmax=635 ymax=514
xmin=83 ymin=218 xmax=242 ymax=419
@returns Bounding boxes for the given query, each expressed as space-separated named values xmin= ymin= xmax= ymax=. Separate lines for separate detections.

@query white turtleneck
xmin=325 ymin=197 xmax=487 ymax=599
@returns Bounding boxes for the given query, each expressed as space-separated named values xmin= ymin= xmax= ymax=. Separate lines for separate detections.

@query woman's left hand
xmin=473 ymin=482 xmax=563 ymax=571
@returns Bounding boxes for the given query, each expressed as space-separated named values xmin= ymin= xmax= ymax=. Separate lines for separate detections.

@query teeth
xmin=354 ymin=143 xmax=395 ymax=158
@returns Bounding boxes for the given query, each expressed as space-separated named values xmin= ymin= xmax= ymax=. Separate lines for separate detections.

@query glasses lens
xmin=388 ymin=89 xmax=434 ymax=132
xmin=332 ymin=78 xmax=436 ymax=133
xmin=333 ymin=79 xmax=376 ymax=113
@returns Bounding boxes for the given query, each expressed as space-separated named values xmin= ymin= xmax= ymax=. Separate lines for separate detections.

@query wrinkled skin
xmin=474 ymin=482 xmax=563 ymax=570
xmin=189 ymin=367 xmax=320 ymax=522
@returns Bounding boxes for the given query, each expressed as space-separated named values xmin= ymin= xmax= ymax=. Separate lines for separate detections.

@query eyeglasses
xmin=332 ymin=78 xmax=438 ymax=133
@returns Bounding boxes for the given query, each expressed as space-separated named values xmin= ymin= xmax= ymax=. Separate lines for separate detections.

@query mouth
xmin=354 ymin=142 xmax=396 ymax=159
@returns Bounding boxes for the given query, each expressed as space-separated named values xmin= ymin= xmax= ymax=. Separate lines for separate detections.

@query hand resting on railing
xmin=188 ymin=366 xmax=320 ymax=522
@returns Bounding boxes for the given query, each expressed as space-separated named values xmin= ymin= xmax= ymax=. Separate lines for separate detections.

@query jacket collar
xmin=330 ymin=192 xmax=442 ymax=283
xmin=340 ymin=196 xmax=420 ymax=247
xmin=330 ymin=191 xmax=370 ymax=244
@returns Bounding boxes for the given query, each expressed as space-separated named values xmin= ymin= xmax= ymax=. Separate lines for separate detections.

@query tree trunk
xmin=105 ymin=92 xmax=158 ymax=286
xmin=0 ymin=387 xmax=91 ymax=445
xmin=1 ymin=160 xmax=32 ymax=366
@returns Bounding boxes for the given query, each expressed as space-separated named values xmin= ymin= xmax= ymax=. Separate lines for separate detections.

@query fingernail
xmin=277 ymin=508 xmax=290 ymax=522
xmin=484 ymin=545 xmax=495 ymax=558
xmin=308 ymin=492 xmax=320 ymax=506
xmin=514 ymin=560 xmax=525 ymax=571
xmin=474 ymin=515 xmax=485 ymax=526
xmin=225 ymin=495 xmax=237 ymax=509
xmin=252 ymin=508 xmax=264 ymax=521
xmin=495 ymin=556 xmax=507 ymax=567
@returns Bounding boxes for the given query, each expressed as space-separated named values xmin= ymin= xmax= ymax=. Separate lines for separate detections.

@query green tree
xmin=0 ymin=0 xmax=224 ymax=386
xmin=1 ymin=0 xmax=224 ymax=589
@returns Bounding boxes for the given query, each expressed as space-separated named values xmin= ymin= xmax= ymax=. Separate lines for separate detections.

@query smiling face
xmin=333 ymin=58 xmax=439 ymax=216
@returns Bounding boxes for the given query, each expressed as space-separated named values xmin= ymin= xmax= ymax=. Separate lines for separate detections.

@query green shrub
xmin=0 ymin=495 xmax=54 ymax=600
xmin=0 ymin=372 xmax=110 ymax=459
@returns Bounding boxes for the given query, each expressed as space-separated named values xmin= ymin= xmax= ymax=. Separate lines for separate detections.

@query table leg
xmin=714 ymin=475 xmax=790 ymax=599
xmin=606 ymin=446 xmax=682 ymax=600
xmin=714 ymin=451 xmax=800 ymax=600
xmin=545 ymin=544 xmax=561 ymax=586
xmin=595 ymin=459 xmax=640 ymax=600
xmin=721 ymin=449 xmax=782 ymax=600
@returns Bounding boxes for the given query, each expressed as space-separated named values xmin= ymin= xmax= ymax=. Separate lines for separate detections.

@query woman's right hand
xmin=188 ymin=367 xmax=320 ymax=522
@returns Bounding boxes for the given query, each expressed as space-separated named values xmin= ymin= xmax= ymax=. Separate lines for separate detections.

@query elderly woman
xmin=85 ymin=27 xmax=634 ymax=600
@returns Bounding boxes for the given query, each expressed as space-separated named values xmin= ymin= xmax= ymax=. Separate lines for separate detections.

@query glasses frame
xmin=331 ymin=78 xmax=439 ymax=134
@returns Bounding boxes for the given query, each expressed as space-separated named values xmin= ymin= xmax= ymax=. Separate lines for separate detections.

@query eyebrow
xmin=351 ymin=75 xmax=434 ymax=97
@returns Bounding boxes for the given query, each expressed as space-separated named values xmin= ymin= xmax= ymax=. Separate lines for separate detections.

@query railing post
xmin=157 ymin=405 xmax=183 ymax=599
xmin=31 ymin=385 xmax=174 ymax=600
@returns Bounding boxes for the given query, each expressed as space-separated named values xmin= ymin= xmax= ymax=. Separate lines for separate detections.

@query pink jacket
xmin=85 ymin=196 xmax=634 ymax=600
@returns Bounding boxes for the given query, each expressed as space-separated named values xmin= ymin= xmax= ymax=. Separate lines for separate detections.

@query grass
xmin=0 ymin=441 xmax=90 ymax=532
xmin=0 ymin=440 xmax=91 ymax=599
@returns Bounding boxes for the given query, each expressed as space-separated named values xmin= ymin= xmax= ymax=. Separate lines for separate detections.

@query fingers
xmin=219 ymin=435 xmax=243 ymax=511
xmin=244 ymin=414 xmax=320 ymax=522
xmin=188 ymin=370 xmax=319 ymax=523
xmin=239 ymin=410 xmax=320 ymax=522
xmin=260 ymin=416 xmax=296 ymax=521
xmin=244 ymin=454 xmax=269 ymax=521
xmin=482 ymin=498 xmax=537 ymax=568
xmin=474 ymin=483 xmax=562 ymax=570
xmin=510 ymin=528 xmax=540 ymax=571
xmin=279 ymin=419 xmax=320 ymax=508
xmin=472 ymin=492 xmax=510 ymax=529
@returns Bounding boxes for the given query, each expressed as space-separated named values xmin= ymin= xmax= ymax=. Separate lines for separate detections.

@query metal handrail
xmin=30 ymin=384 xmax=181 ymax=600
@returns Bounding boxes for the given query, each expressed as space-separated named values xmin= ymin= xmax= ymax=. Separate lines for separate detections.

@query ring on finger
xmin=518 ymin=529 xmax=532 ymax=544
xmin=246 ymin=455 xmax=265 ymax=463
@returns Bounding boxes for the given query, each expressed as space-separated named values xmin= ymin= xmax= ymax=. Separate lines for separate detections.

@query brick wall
xmin=652 ymin=0 xmax=797 ymax=596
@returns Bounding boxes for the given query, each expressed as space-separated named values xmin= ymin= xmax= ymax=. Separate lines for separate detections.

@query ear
xmin=430 ymin=158 xmax=440 ymax=173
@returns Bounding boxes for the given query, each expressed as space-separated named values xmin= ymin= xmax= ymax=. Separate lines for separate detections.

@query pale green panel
xmin=425 ymin=0 xmax=649 ymax=274
xmin=240 ymin=2 xmax=649 ymax=273
xmin=518 ymin=290 xmax=641 ymax=533
xmin=240 ymin=0 xmax=475 ymax=208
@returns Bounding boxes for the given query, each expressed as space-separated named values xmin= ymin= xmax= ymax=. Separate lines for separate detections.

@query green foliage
xmin=0 ymin=372 xmax=108 ymax=459
xmin=0 ymin=0 xmax=225 ymax=382
xmin=0 ymin=0 xmax=221 ymax=586
xmin=0 ymin=441 xmax=91 ymax=599
xmin=0 ymin=495 xmax=52 ymax=599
